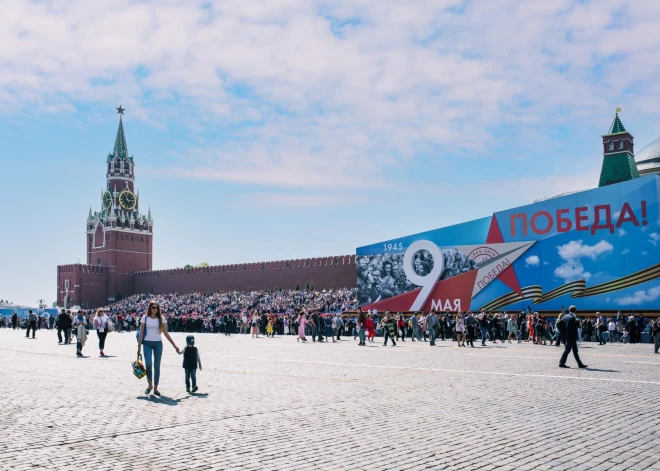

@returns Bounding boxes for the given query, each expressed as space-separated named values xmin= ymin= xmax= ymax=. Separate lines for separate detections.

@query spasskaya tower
xmin=57 ymin=107 xmax=153 ymax=308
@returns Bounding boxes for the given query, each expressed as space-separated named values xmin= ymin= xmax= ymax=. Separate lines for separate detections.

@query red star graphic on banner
xmin=485 ymin=215 xmax=523 ymax=296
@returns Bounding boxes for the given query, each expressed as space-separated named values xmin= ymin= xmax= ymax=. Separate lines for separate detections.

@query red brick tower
xmin=86 ymin=107 xmax=153 ymax=302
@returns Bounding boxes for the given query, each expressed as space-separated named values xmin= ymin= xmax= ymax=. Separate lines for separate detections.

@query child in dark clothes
xmin=179 ymin=335 xmax=202 ymax=392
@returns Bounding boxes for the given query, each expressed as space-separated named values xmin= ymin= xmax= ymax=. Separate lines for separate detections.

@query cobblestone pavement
xmin=1 ymin=328 xmax=660 ymax=471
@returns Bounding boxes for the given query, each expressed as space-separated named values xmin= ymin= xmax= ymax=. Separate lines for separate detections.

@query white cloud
xmin=650 ymin=233 xmax=660 ymax=246
xmin=615 ymin=287 xmax=660 ymax=306
xmin=554 ymin=239 xmax=613 ymax=282
xmin=554 ymin=261 xmax=591 ymax=282
xmin=557 ymin=240 xmax=614 ymax=261
xmin=525 ymin=255 xmax=540 ymax=267
xmin=2 ymin=0 xmax=660 ymax=189
xmin=618 ymin=228 xmax=626 ymax=237
xmin=622 ymin=248 xmax=630 ymax=255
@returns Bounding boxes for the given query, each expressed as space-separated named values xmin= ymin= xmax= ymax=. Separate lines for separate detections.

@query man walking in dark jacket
xmin=58 ymin=310 xmax=73 ymax=344
xmin=559 ymin=306 xmax=588 ymax=369
xmin=25 ymin=310 xmax=37 ymax=338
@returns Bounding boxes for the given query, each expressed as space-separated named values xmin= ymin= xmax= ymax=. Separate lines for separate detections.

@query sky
xmin=2 ymin=0 xmax=660 ymax=307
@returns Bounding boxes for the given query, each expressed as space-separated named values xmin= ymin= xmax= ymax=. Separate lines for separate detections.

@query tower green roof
xmin=607 ymin=113 xmax=627 ymax=135
xmin=113 ymin=116 xmax=128 ymax=159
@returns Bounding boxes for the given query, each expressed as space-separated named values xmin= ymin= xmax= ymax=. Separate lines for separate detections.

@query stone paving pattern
xmin=1 ymin=329 xmax=660 ymax=470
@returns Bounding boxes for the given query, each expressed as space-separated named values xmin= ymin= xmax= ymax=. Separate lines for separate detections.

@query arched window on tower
xmin=608 ymin=140 xmax=614 ymax=151
xmin=619 ymin=139 xmax=624 ymax=149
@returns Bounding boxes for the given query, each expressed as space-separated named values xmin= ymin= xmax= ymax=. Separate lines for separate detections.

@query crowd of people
xmin=3 ymin=291 xmax=659 ymax=386
xmin=4 ymin=294 xmax=656 ymax=353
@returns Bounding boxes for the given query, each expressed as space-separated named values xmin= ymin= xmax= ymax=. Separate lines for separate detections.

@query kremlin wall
xmin=133 ymin=256 xmax=356 ymax=298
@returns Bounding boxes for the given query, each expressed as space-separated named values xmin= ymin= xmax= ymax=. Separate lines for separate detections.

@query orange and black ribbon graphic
xmin=480 ymin=262 xmax=660 ymax=311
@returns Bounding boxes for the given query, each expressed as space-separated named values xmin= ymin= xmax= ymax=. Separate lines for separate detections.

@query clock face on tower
xmin=102 ymin=191 xmax=113 ymax=210
xmin=119 ymin=190 xmax=137 ymax=210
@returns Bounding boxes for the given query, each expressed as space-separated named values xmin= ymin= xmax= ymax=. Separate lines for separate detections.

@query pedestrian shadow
xmin=581 ymin=368 xmax=618 ymax=373
xmin=190 ymin=392 xmax=209 ymax=398
xmin=136 ymin=395 xmax=192 ymax=406
xmin=99 ymin=355 xmax=118 ymax=358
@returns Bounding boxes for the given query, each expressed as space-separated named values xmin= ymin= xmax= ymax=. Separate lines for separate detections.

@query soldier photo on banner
xmin=356 ymin=249 xmax=477 ymax=305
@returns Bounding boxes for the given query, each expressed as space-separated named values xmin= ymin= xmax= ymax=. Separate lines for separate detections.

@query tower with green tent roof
xmin=598 ymin=109 xmax=639 ymax=187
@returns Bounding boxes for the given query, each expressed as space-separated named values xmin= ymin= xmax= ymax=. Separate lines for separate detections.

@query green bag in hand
xmin=132 ymin=354 xmax=146 ymax=380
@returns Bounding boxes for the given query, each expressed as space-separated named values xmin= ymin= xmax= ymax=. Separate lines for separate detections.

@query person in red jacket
xmin=396 ymin=314 xmax=407 ymax=341
xmin=366 ymin=314 xmax=376 ymax=343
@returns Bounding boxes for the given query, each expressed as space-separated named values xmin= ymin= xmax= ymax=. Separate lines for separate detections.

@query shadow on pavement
xmin=137 ymin=394 xmax=191 ymax=406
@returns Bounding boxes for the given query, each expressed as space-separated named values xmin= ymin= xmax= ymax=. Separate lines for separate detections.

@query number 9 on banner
xmin=402 ymin=240 xmax=444 ymax=311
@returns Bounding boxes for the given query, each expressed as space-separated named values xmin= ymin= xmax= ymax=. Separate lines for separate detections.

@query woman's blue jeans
xmin=142 ymin=340 xmax=163 ymax=385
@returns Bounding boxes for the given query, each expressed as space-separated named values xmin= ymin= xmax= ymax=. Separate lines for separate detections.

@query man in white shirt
xmin=608 ymin=318 xmax=616 ymax=343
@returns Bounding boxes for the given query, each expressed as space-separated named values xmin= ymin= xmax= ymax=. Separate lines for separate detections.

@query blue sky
xmin=2 ymin=0 xmax=660 ymax=306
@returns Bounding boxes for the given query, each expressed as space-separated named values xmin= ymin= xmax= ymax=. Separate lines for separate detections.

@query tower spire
xmin=608 ymin=108 xmax=627 ymax=135
xmin=113 ymin=107 xmax=128 ymax=159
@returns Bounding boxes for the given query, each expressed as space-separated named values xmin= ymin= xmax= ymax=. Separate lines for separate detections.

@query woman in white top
xmin=250 ymin=312 xmax=260 ymax=338
xmin=93 ymin=308 xmax=110 ymax=357
xmin=137 ymin=301 xmax=180 ymax=396
xmin=455 ymin=312 xmax=466 ymax=347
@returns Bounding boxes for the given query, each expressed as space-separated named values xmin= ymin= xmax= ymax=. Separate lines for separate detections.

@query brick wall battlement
xmin=134 ymin=255 xmax=356 ymax=278
xmin=58 ymin=264 xmax=106 ymax=274
xmin=133 ymin=255 xmax=357 ymax=296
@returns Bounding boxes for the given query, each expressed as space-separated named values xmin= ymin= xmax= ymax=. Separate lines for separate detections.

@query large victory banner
xmin=356 ymin=175 xmax=660 ymax=312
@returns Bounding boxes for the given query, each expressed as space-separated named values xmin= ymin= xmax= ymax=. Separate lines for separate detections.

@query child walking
xmin=180 ymin=335 xmax=202 ymax=393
